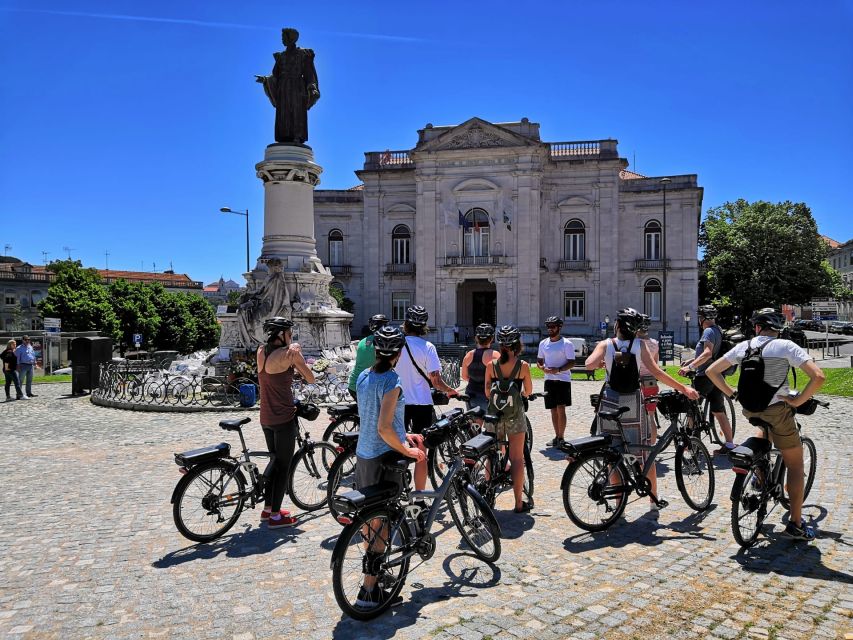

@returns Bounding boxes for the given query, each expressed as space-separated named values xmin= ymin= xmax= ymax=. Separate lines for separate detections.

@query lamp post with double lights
xmin=684 ymin=311 xmax=691 ymax=347
xmin=604 ymin=314 xmax=611 ymax=339
xmin=220 ymin=207 xmax=250 ymax=274
xmin=660 ymin=177 xmax=671 ymax=332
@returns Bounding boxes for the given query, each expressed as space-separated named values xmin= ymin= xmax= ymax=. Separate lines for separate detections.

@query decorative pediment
xmin=452 ymin=177 xmax=500 ymax=194
xmin=386 ymin=203 xmax=416 ymax=214
xmin=557 ymin=196 xmax=592 ymax=208
xmin=417 ymin=118 xmax=539 ymax=152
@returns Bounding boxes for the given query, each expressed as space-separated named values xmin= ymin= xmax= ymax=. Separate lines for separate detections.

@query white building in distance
xmin=314 ymin=117 xmax=702 ymax=344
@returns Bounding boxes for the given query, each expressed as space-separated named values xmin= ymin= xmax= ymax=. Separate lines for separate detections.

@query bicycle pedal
xmin=656 ymin=499 xmax=669 ymax=509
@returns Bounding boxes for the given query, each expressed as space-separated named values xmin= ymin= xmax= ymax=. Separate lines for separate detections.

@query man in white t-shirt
xmin=396 ymin=305 xmax=459 ymax=490
xmin=706 ymin=308 xmax=825 ymax=542
xmin=536 ymin=316 xmax=576 ymax=447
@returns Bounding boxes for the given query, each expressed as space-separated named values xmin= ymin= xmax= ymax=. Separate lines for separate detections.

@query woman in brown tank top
xmin=256 ymin=317 xmax=315 ymax=527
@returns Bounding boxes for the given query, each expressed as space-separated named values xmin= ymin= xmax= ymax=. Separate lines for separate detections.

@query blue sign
xmin=133 ymin=333 xmax=143 ymax=346
xmin=599 ymin=322 xmax=607 ymax=330
xmin=819 ymin=315 xmax=837 ymax=321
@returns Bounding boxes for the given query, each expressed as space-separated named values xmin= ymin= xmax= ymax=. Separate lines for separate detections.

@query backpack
xmin=737 ymin=338 xmax=785 ymax=412
xmin=487 ymin=359 xmax=525 ymax=424
xmin=712 ymin=325 xmax=739 ymax=377
xmin=608 ymin=338 xmax=640 ymax=394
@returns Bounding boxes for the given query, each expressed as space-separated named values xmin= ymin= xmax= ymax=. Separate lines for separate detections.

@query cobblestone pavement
xmin=1 ymin=381 xmax=851 ymax=640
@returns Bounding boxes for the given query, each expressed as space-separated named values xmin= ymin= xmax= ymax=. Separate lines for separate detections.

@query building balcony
xmin=385 ymin=263 xmax=415 ymax=275
xmin=363 ymin=150 xmax=414 ymax=170
xmin=557 ymin=259 xmax=591 ymax=272
xmin=634 ymin=259 xmax=671 ymax=271
xmin=444 ymin=256 xmax=505 ymax=267
xmin=328 ymin=265 xmax=353 ymax=276
xmin=0 ymin=271 xmax=56 ymax=283
xmin=548 ymin=139 xmax=618 ymax=161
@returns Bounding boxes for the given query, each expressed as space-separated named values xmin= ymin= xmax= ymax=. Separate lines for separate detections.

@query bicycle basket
xmin=296 ymin=402 xmax=321 ymax=421
xmin=656 ymin=392 xmax=690 ymax=420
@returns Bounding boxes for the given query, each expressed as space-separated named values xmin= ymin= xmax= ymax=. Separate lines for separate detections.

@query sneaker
xmin=783 ymin=520 xmax=816 ymax=541
xmin=260 ymin=509 xmax=291 ymax=522
xmin=267 ymin=513 xmax=298 ymax=528
xmin=20 ymin=395 xmax=31 ymax=400
xmin=714 ymin=443 xmax=736 ymax=456
xmin=550 ymin=437 xmax=564 ymax=447
xmin=354 ymin=585 xmax=399 ymax=610
xmin=27 ymin=393 xmax=37 ymax=398
xmin=4 ymin=397 xmax=11 ymax=402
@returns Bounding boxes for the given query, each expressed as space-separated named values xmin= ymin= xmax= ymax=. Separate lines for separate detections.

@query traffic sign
xmin=599 ymin=322 xmax=607 ymax=330
xmin=44 ymin=317 xmax=61 ymax=329
xmin=133 ymin=333 xmax=143 ymax=347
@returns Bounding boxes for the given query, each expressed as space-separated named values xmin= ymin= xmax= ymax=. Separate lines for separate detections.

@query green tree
xmin=109 ymin=279 xmax=161 ymax=353
xmin=329 ymin=284 xmax=355 ymax=314
xmin=700 ymin=200 xmax=832 ymax=323
xmin=824 ymin=261 xmax=853 ymax=300
xmin=185 ymin=293 xmax=221 ymax=350
xmin=151 ymin=287 xmax=197 ymax=353
xmin=226 ymin=289 xmax=243 ymax=306
xmin=38 ymin=260 xmax=119 ymax=337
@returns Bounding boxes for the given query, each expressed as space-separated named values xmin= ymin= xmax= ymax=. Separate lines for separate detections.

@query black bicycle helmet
xmin=368 ymin=314 xmax=389 ymax=333
xmin=474 ymin=323 xmax=495 ymax=339
xmin=697 ymin=304 xmax=718 ymax=320
xmin=639 ymin=313 xmax=651 ymax=330
xmin=372 ymin=325 xmax=406 ymax=356
xmin=496 ymin=325 xmax=522 ymax=346
xmin=263 ymin=316 xmax=294 ymax=339
xmin=750 ymin=308 xmax=784 ymax=331
xmin=616 ymin=308 xmax=643 ymax=335
xmin=544 ymin=316 xmax=563 ymax=327
xmin=404 ymin=305 xmax=429 ymax=328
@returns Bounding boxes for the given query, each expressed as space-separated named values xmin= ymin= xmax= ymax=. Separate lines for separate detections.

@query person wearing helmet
xmin=678 ymin=304 xmax=736 ymax=454
xmin=536 ymin=316 xmax=576 ymax=447
xmin=484 ymin=325 xmax=534 ymax=513
xmin=460 ymin=323 xmax=497 ymax=419
xmin=354 ymin=325 xmax=426 ymax=609
xmin=347 ymin=314 xmax=389 ymax=401
xmin=256 ymin=316 xmax=315 ymax=527
xmin=585 ymin=308 xmax=699 ymax=518
xmin=395 ymin=306 xmax=458 ymax=490
xmin=706 ymin=308 xmax=825 ymax=542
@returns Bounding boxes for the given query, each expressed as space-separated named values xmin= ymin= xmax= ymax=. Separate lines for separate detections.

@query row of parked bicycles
xmin=169 ymin=386 xmax=826 ymax=619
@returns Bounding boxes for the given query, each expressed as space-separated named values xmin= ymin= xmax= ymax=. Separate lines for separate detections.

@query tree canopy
xmin=38 ymin=260 xmax=119 ymax=337
xmin=700 ymin=200 xmax=832 ymax=322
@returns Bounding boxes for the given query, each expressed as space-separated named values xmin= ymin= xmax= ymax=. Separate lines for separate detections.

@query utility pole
xmin=105 ymin=251 xmax=110 ymax=271
xmin=4 ymin=244 xmax=11 ymax=256
xmin=42 ymin=250 xmax=50 ymax=265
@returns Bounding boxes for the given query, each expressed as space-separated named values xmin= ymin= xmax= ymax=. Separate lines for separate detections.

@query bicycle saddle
xmin=483 ymin=414 xmax=500 ymax=424
xmin=327 ymin=403 xmax=358 ymax=416
xmin=331 ymin=431 xmax=360 ymax=446
xmin=597 ymin=406 xmax=630 ymax=421
xmin=747 ymin=416 xmax=773 ymax=431
xmin=219 ymin=417 xmax=251 ymax=431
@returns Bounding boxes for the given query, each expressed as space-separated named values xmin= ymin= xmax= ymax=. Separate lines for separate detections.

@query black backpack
xmin=737 ymin=339 xmax=785 ymax=412
xmin=608 ymin=338 xmax=640 ymax=394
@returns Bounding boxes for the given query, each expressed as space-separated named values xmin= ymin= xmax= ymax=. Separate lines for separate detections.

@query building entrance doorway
xmin=456 ymin=279 xmax=496 ymax=339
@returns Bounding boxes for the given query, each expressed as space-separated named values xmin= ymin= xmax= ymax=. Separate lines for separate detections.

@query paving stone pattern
xmin=0 ymin=382 xmax=851 ymax=639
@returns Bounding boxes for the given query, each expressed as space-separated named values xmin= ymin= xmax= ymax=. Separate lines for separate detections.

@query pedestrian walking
xmin=2 ymin=340 xmax=24 ymax=401
xmin=14 ymin=335 xmax=37 ymax=398
xmin=453 ymin=324 xmax=460 ymax=344
xmin=536 ymin=316 xmax=575 ymax=447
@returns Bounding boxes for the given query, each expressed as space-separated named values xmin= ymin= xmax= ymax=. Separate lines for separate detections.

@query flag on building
xmin=503 ymin=210 xmax=512 ymax=232
xmin=458 ymin=210 xmax=472 ymax=230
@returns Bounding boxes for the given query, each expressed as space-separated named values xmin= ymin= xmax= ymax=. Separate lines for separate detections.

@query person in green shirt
xmin=348 ymin=314 xmax=390 ymax=400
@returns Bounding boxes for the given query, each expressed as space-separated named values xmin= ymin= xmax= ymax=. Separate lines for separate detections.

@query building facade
xmin=827 ymin=238 xmax=853 ymax=320
xmin=314 ymin=118 xmax=702 ymax=344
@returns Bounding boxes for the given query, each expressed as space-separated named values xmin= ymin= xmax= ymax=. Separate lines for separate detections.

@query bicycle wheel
xmin=322 ymin=414 xmax=360 ymax=442
xmin=172 ymin=461 xmax=245 ymax=543
xmin=522 ymin=444 xmax=535 ymax=506
xmin=705 ymin=396 xmax=737 ymax=445
xmin=327 ymin=449 xmax=358 ymax=520
xmin=781 ymin=436 xmax=817 ymax=509
xmin=331 ymin=507 xmax=411 ymax=621
xmin=427 ymin=436 xmax=460 ymax=491
xmin=730 ymin=469 xmax=767 ymax=548
xmin=562 ymin=452 xmax=629 ymax=532
xmin=675 ymin=436 xmax=715 ymax=511
xmin=446 ymin=481 xmax=502 ymax=562
xmin=288 ymin=442 xmax=338 ymax=511
xmin=525 ymin=416 xmax=533 ymax=454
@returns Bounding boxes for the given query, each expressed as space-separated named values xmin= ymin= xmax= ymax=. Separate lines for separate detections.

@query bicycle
xmin=329 ymin=408 xmax=501 ymax=620
xmin=322 ymin=401 xmax=359 ymax=443
xmin=326 ymin=429 xmax=359 ymax=521
xmin=728 ymin=398 xmax=825 ymax=548
xmin=560 ymin=392 xmax=715 ymax=531
xmin=170 ymin=404 xmax=339 ymax=542
xmin=683 ymin=370 xmax=738 ymax=446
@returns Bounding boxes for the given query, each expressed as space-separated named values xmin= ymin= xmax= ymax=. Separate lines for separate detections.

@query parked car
xmin=837 ymin=322 xmax=853 ymax=336
xmin=829 ymin=322 xmax=847 ymax=334
xmin=794 ymin=319 xmax=813 ymax=330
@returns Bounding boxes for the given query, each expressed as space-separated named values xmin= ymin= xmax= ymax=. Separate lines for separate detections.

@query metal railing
xmin=444 ymin=256 xmax=505 ymax=267
xmin=557 ymin=259 xmax=591 ymax=271
xmin=634 ymin=259 xmax=671 ymax=271
xmin=385 ymin=263 xmax=415 ymax=275
xmin=328 ymin=265 xmax=352 ymax=276
xmin=364 ymin=150 xmax=414 ymax=170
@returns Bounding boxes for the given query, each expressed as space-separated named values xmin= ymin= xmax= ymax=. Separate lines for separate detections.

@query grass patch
xmin=662 ymin=366 xmax=853 ymax=398
xmin=528 ymin=365 xmax=601 ymax=381
xmin=34 ymin=375 xmax=72 ymax=383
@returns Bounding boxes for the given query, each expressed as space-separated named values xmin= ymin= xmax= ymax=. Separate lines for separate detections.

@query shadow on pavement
xmin=330 ymin=553 xmax=501 ymax=639
xmin=563 ymin=510 xmax=716 ymax=551
xmin=494 ymin=509 xmax=535 ymax=539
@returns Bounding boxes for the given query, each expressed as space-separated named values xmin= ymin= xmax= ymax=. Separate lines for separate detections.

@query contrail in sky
xmin=0 ymin=7 xmax=428 ymax=42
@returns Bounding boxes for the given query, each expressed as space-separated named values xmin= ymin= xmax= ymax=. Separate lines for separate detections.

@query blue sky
xmin=1 ymin=1 xmax=851 ymax=286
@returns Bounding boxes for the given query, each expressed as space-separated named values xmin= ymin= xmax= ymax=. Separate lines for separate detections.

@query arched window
xmin=644 ymin=278 xmax=662 ymax=320
xmin=644 ymin=220 xmax=662 ymax=260
xmin=328 ymin=229 xmax=344 ymax=266
xmin=563 ymin=219 xmax=585 ymax=261
xmin=463 ymin=208 xmax=490 ymax=258
xmin=392 ymin=224 xmax=411 ymax=264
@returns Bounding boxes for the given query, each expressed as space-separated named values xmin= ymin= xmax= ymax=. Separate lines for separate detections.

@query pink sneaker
xmin=260 ymin=509 xmax=291 ymax=522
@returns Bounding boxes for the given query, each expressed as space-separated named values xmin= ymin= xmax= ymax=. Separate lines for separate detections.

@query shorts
xmin=404 ymin=404 xmax=434 ymax=435
xmin=544 ymin=380 xmax=572 ymax=408
xmin=693 ymin=374 xmax=724 ymax=413
xmin=486 ymin=412 xmax=528 ymax=441
xmin=742 ymin=402 xmax=800 ymax=450
xmin=355 ymin=451 xmax=406 ymax=491
xmin=465 ymin=391 xmax=490 ymax=413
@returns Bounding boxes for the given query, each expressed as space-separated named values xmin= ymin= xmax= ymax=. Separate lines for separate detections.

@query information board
xmin=658 ymin=331 xmax=675 ymax=364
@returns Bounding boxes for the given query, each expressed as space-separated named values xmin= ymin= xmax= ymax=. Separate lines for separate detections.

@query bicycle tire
xmin=704 ymin=395 xmax=737 ymax=446
xmin=331 ymin=507 xmax=411 ymax=620
xmin=525 ymin=416 xmax=533 ymax=454
xmin=730 ymin=470 xmax=766 ymax=548
xmin=326 ymin=448 xmax=357 ymax=521
xmin=172 ymin=461 xmax=245 ymax=543
xmin=522 ymin=444 xmax=535 ymax=506
xmin=562 ymin=452 xmax=629 ymax=532
xmin=322 ymin=414 xmax=360 ymax=443
xmin=675 ymin=436 xmax=715 ymax=511
xmin=446 ymin=482 xmax=502 ymax=562
xmin=780 ymin=436 xmax=817 ymax=510
xmin=288 ymin=442 xmax=338 ymax=511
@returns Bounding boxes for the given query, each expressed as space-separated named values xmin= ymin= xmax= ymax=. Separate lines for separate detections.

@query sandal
xmin=513 ymin=501 xmax=533 ymax=513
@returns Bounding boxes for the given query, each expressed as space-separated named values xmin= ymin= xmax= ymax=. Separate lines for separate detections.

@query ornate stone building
xmin=314 ymin=118 xmax=702 ymax=344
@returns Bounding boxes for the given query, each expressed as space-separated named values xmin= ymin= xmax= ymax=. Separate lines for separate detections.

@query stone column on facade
xmin=415 ymin=172 xmax=440 ymax=341
xmin=513 ymin=159 xmax=542 ymax=340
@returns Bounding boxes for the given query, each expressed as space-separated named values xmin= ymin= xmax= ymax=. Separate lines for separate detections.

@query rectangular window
xmin=563 ymin=291 xmax=585 ymax=320
xmin=645 ymin=232 xmax=661 ymax=260
xmin=393 ymin=237 xmax=410 ymax=264
xmin=463 ymin=228 xmax=490 ymax=257
xmin=391 ymin=292 xmax=411 ymax=322
xmin=329 ymin=240 xmax=343 ymax=266
xmin=645 ymin=290 xmax=661 ymax=320
xmin=564 ymin=233 xmax=585 ymax=261
xmin=4 ymin=293 xmax=15 ymax=306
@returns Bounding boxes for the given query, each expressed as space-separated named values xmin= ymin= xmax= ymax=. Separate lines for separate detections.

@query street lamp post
xmin=220 ymin=207 xmax=250 ymax=273
xmin=604 ymin=314 xmax=610 ymax=339
xmin=660 ymin=177 xmax=672 ymax=332
xmin=684 ymin=311 xmax=691 ymax=347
